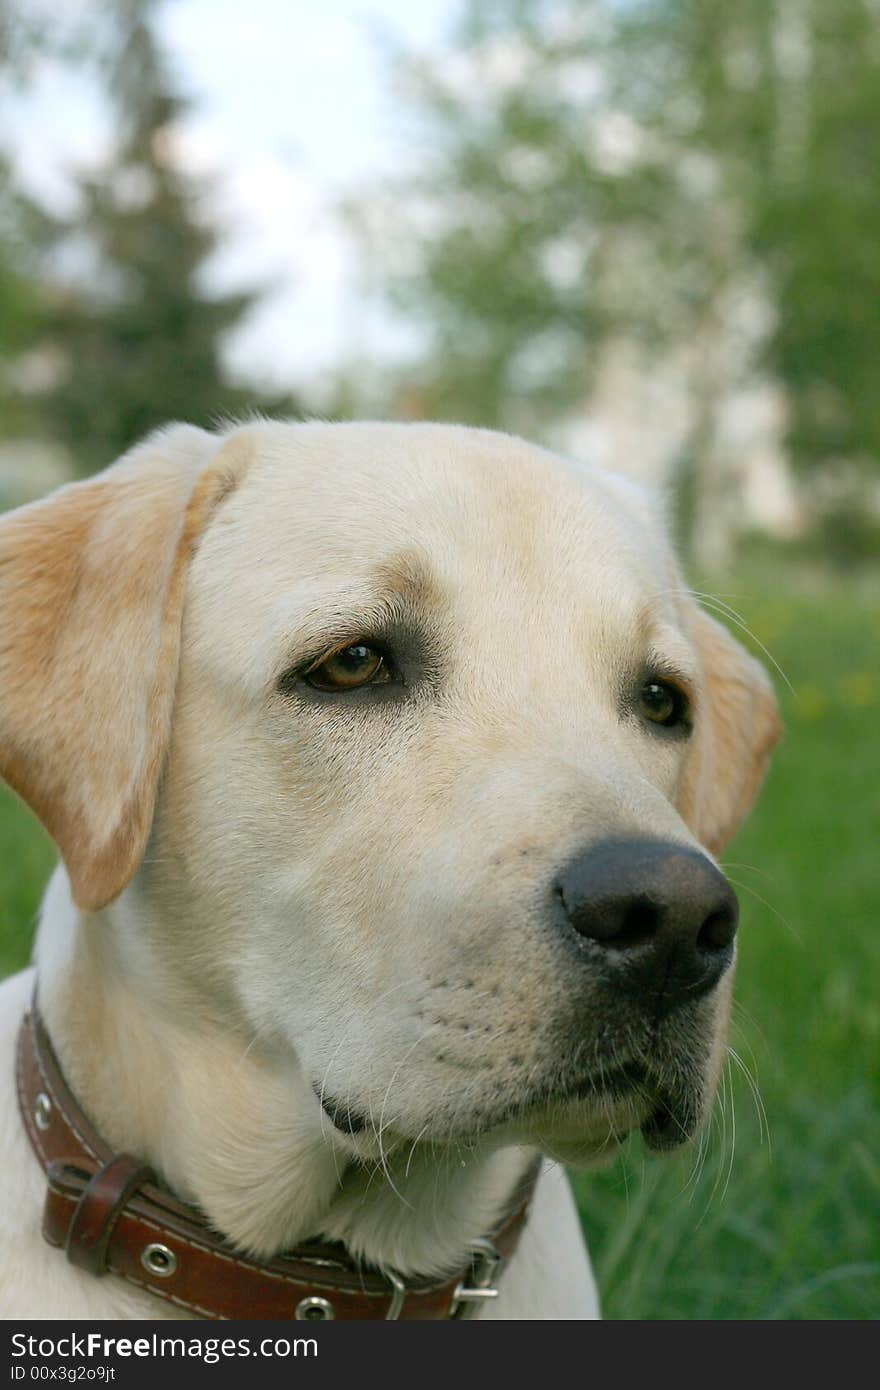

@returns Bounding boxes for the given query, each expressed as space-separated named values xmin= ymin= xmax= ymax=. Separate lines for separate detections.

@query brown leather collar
xmin=16 ymin=1001 xmax=539 ymax=1320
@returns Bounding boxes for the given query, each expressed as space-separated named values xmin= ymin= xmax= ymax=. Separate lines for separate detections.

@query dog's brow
xmin=272 ymin=553 xmax=446 ymax=674
xmin=640 ymin=609 xmax=700 ymax=690
xmin=644 ymin=635 xmax=700 ymax=692
xmin=371 ymin=550 xmax=447 ymax=613
xmin=645 ymin=653 xmax=697 ymax=693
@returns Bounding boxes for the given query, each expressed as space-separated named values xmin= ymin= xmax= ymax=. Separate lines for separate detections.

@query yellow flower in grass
xmin=796 ymin=684 xmax=828 ymax=720
xmin=837 ymin=672 xmax=879 ymax=707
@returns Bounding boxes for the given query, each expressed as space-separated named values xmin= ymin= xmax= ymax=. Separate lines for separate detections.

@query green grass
xmin=0 ymin=788 xmax=55 ymax=979
xmin=1 ymin=564 xmax=878 ymax=1317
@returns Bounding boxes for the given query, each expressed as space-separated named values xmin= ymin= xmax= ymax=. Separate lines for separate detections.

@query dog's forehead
xmin=188 ymin=422 xmax=684 ymax=672
xmin=234 ymin=422 xmax=666 ymax=575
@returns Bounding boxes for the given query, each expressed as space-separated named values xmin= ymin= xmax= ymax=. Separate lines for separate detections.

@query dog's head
xmin=0 ymin=421 xmax=780 ymax=1166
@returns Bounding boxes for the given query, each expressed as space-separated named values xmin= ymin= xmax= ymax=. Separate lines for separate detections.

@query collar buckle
xmin=448 ymin=1238 xmax=502 ymax=1318
xmin=385 ymin=1270 xmax=407 ymax=1320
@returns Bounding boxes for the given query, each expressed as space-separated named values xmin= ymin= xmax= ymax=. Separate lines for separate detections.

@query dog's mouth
xmin=315 ymin=1062 xmax=699 ymax=1151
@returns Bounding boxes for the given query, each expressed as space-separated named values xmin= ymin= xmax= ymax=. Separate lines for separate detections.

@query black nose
xmin=554 ymin=839 xmax=738 ymax=1013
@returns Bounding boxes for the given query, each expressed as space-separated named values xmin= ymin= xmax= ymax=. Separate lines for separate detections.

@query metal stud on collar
xmin=295 ymin=1295 xmax=335 ymax=1320
xmin=141 ymin=1243 xmax=178 ymax=1278
xmin=34 ymin=1092 xmax=52 ymax=1131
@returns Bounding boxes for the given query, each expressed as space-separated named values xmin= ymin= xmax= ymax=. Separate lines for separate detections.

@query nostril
xmin=555 ymin=882 xmax=663 ymax=949
xmin=697 ymin=906 xmax=737 ymax=952
xmin=614 ymin=899 xmax=660 ymax=948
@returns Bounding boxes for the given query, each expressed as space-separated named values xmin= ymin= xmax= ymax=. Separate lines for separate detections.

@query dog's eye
xmin=305 ymin=643 xmax=390 ymax=692
xmin=638 ymin=679 xmax=689 ymax=729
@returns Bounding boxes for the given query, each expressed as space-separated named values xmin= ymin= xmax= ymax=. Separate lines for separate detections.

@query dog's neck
xmin=33 ymin=868 xmax=534 ymax=1277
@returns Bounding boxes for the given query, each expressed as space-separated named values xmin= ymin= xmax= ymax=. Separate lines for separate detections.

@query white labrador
xmin=0 ymin=421 xmax=780 ymax=1318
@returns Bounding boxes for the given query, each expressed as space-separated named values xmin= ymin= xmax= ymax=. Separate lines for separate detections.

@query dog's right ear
xmin=0 ymin=425 xmax=254 ymax=912
xmin=677 ymin=605 xmax=782 ymax=856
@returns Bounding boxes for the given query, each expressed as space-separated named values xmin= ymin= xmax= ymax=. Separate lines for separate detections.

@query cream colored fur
xmin=0 ymin=421 xmax=779 ymax=1319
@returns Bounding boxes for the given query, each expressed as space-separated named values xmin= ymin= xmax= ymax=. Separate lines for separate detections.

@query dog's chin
xmin=481 ymin=1090 xmax=706 ymax=1166
xmin=469 ymin=1059 xmax=709 ymax=1157
xmin=494 ymin=1098 xmax=645 ymax=1168
xmin=317 ymin=1071 xmax=707 ymax=1165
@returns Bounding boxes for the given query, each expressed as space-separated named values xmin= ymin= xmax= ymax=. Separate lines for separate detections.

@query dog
xmin=0 ymin=420 xmax=780 ymax=1319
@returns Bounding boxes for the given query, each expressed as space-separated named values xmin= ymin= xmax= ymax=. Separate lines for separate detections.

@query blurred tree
xmin=0 ymin=157 xmax=52 ymax=439
xmin=357 ymin=0 xmax=880 ymax=566
xmin=353 ymin=0 xmax=607 ymax=432
xmin=752 ymin=0 xmax=880 ymax=565
xmin=0 ymin=1 xmax=61 ymax=442
xmin=353 ymin=0 xmax=779 ymax=563
xmin=35 ymin=0 xmax=279 ymax=473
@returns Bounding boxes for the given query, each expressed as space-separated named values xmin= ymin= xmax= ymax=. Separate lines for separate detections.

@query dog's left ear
xmin=677 ymin=606 xmax=783 ymax=855
xmin=0 ymin=425 xmax=253 ymax=912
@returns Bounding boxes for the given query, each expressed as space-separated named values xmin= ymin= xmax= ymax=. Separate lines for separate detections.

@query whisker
xmin=644 ymin=584 xmax=795 ymax=696
xmin=727 ymin=1043 xmax=772 ymax=1158
xmin=725 ymin=875 xmax=802 ymax=943
xmin=404 ymin=1122 xmax=432 ymax=1179
xmin=688 ymin=591 xmax=796 ymax=698
xmin=696 ymin=1064 xmax=729 ymax=1227
xmin=719 ymin=1057 xmax=738 ymax=1203
xmin=720 ymin=860 xmax=782 ymax=886
xmin=730 ymin=998 xmax=772 ymax=1058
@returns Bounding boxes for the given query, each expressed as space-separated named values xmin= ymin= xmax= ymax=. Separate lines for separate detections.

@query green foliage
xmin=0 ymin=0 xmax=59 ymax=443
xmin=0 ymin=161 xmax=50 ymax=437
xmin=0 ymin=786 xmax=54 ymax=978
xmin=358 ymin=2 xmax=611 ymax=429
xmin=359 ymin=1 xmax=764 ymax=418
